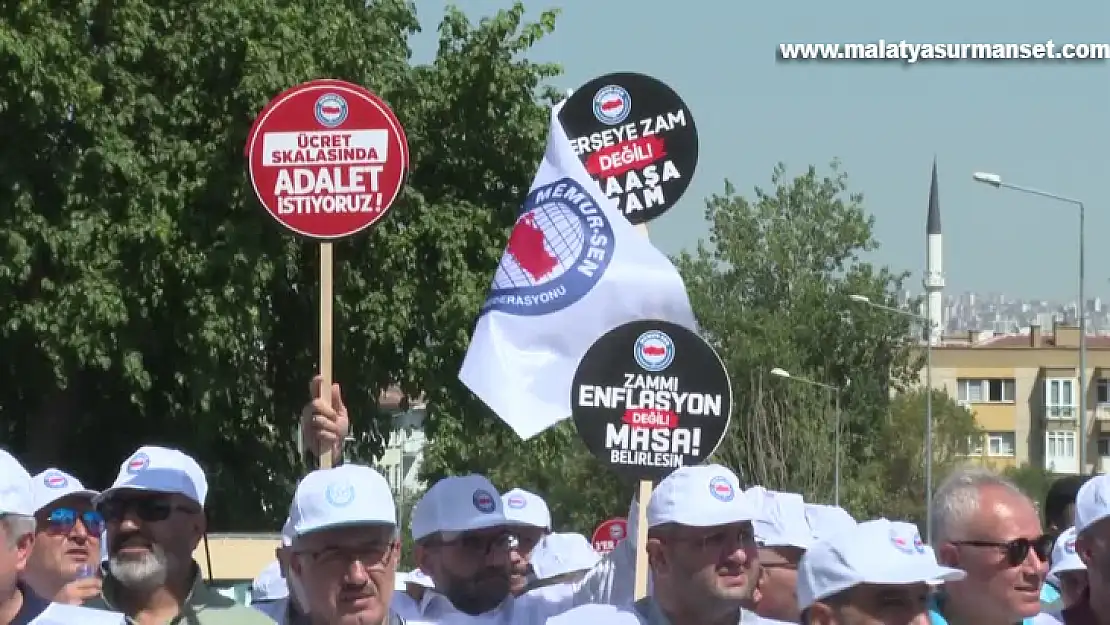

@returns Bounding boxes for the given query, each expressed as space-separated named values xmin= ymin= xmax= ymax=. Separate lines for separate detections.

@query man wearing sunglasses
xmin=83 ymin=445 xmax=272 ymax=624
xmin=929 ymin=468 xmax=1050 ymax=625
xmin=23 ymin=468 xmax=102 ymax=606
xmin=1065 ymin=473 xmax=1110 ymax=625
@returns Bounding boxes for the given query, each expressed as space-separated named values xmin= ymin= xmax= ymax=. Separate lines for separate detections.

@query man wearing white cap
xmin=22 ymin=468 xmax=103 ymax=606
xmin=796 ymin=518 xmax=965 ymax=624
xmin=270 ymin=517 xmax=310 ymax=625
xmin=545 ymin=465 xmax=760 ymax=625
xmin=288 ymin=463 xmax=401 ymax=625
xmin=750 ymin=491 xmax=813 ymax=624
xmin=251 ymin=560 xmax=288 ymax=621
xmin=1044 ymin=527 xmax=1085 ymax=611
xmin=1061 ymin=472 xmax=1110 ymax=625
xmin=524 ymin=533 xmax=600 ymax=592
xmin=391 ymin=570 xmax=434 ymax=620
xmin=803 ymin=503 xmax=857 ymax=542
xmin=0 ymin=449 xmax=50 ymax=624
xmin=85 ymin=445 xmax=271 ymax=623
xmin=409 ymin=474 xmax=516 ymax=619
xmin=501 ymin=488 xmax=552 ymax=597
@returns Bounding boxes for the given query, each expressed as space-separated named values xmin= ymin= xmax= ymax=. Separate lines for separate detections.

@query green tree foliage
xmin=854 ymin=389 xmax=981 ymax=524
xmin=0 ymin=1 xmax=559 ymax=530
xmin=1005 ymin=463 xmax=1057 ymax=513
xmin=674 ymin=162 xmax=922 ymax=514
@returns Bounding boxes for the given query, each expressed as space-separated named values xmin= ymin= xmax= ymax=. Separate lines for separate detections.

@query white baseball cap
xmin=31 ymin=469 xmax=98 ymax=513
xmin=805 ymin=503 xmax=857 ymax=541
xmin=797 ymin=518 xmax=965 ymax=610
xmin=406 ymin=568 xmax=435 ymax=589
xmin=502 ymin=488 xmax=552 ymax=530
xmin=530 ymin=533 xmax=601 ymax=580
xmin=410 ymin=475 xmax=508 ymax=541
xmin=0 ymin=449 xmax=33 ymax=516
xmin=1075 ymin=474 xmax=1110 ymax=535
xmin=290 ymin=464 xmax=396 ymax=538
xmin=251 ymin=560 xmax=288 ymax=602
xmin=97 ymin=446 xmax=208 ymax=506
xmin=280 ymin=516 xmax=295 ymax=547
xmin=755 ymin=492 xmax=812 ymax=550
xmin=648 ymin=465 xmax=755 ymax=528
xmin=1048 ymin=526 xmax=1085 ymax=578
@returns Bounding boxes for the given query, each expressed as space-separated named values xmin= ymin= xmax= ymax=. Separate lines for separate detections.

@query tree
xmin=675 ymin=162 xmax=922 ymax=514
xmin=854 ymin=389 xmax=981 ymax=524
xmin=1005 ymin=463 xmax=1057 ymax=512
xmin=0 ymin=1 xmax=559 ymax=530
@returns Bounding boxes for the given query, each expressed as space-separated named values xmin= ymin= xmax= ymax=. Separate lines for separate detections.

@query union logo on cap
xmin=507 ymin=494 xmax=527 ymax=509
xmin=473 ymin=489 xmax=496 ymax=514
xmin=912 ymin=532 xmax=926 ymax=554
xmin=325 ymin=481 xmax=355 ymax=508
xmin=708 ymin=476 xmax=735 ymax=502
xmin=890 ymin=528 xmax=915 ymax=554
xmin=126 ymin=452 xmax=151 ymax=475
xmin=1066 ymin=539 xmax=1077 ymax=554
xmin=43 ymin=471 xmax=68 ymax=489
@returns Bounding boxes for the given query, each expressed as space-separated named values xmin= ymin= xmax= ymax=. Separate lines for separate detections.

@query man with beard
xmin=749 ymin=491 xmax=813 ymax=624
xmin=22 ymin=468 xmax=103 ymax=605
xmin=542 ymin=465 xmax=761 ymax=625
xmin=83 ymin=445 xmax=272 ymax=624
xmin=501 ymin=489 xmax=552 ymax=597
xmin=288 ymin=463 xmax=401 ymax=625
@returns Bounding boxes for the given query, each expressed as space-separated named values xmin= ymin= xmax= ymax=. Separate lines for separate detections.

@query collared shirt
xmin=541 ymin=597 xmax=754 ymax=625
xmin=11 ymin=582 xmax=49 ymax=625
xmin=82 ymin=562 xmax=274 ymax=624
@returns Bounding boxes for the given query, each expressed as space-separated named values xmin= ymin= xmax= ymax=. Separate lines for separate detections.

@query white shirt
xmin=412 ymin=538 xmax=638 ymax=625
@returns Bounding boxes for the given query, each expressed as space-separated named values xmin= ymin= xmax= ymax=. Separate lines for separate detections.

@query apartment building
xmin=927 ymin=321 xmax=1110 ymax=474
xmin=374 ymin=386 xmax=427 ymax=497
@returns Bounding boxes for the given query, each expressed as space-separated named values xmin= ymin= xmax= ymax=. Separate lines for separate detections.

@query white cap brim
xmin=95 ymin=485 xmax=178 ymax=504
xmin=865 ymin=562 xmax=966 ymax=587
xmin=437 ymin=514 xmax=510 ymax=538
xmin=36 ymin=489 xmax=98 ymax=512
xmin=1049 ymin=556 xmax=1085 ymax=577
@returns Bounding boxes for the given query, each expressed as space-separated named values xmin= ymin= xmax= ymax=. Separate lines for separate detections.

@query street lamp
xmin=849 ymin=294 xmax=936 ymax=542
xmin=972 ymin=171 xmax=1087 ymax=473
xmin=771 ymin=367 xmax=846 ymax=505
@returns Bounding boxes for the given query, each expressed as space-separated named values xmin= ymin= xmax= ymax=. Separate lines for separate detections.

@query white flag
xmin=459 ymin=101 xmax=697 ymax=440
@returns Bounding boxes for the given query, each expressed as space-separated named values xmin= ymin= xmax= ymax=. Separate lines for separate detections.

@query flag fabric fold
xmin=459 ymin=101 xmax=697 ymax=440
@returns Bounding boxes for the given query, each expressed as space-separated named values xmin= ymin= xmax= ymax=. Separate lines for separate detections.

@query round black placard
xmin=559 ymin=72 xmax=699 ymax=226
xmin=570 ymin=319 xmax=731 ymax=480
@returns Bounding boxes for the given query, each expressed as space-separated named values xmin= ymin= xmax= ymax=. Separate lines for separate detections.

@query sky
xmin=408 ymin=0 xmax=1107 ymax=301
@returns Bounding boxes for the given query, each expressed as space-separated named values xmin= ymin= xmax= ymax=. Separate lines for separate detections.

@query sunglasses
xmin=952 ymin=535 xmax=1053 ymax=567
xmin=44 ymin=508 xmax=104 ymax=535
xmin=97 ymin=498 xmax=198 ymax=523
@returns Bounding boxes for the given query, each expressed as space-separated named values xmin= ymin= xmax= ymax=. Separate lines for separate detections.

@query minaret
xmin=924 ymin=159 xmax=944 ymax=345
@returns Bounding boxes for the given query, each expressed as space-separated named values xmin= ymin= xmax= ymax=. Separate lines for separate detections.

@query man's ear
xmin=646 ymin=538 xmax=667 ymax=573
xmin=806 ymin=602 xmax=835 ymax=625
xmin=1076 ymin=534 xmax=1094 ymax=567
xmin=935 ymin=542 xmax=959 ymax=567
xmin=290 ymin=552 xmax=304 ymax=576
xmin=14 ymin=532 xmax=34 ymax=571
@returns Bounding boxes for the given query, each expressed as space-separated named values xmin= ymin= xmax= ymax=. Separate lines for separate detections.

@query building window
xmin=1047 ymin=430 xmax=1077 ymax=462
xmin=966 ymin=435 xmax=984 ymax=456
xmin=958 ymin=379 xmax=1015 ymax=403
xmin=1098 ymin=378 xmax=1110 ymax=404
xmin=1046 ymin=378 xmax=1077 ymax=419
xmin=1098 ymin=435 xmax=1110 ymax=458
xmin=986 ymin=431 xmax=1016 ymax=457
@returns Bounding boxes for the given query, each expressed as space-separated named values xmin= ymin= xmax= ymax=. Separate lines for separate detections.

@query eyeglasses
xmin=951 ymin=535 xmax=1053 ymax=567
xmin=665 ymin=524 xmax=756 ymax=553
xmin=299 ymin=541 xmax=396 ymax=571
xmin=432 ymin=532 xmax=513 ymax=556
xmin=97 ymin=498 xmax=199 ymax=523
xmin=43 ymin=508 xmax=104 ymax=535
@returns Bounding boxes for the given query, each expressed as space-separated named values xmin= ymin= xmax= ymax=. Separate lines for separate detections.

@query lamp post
xmin=771 ymin=367 xmax=846 ymax=505
xmin=972 ymin=172 xmax=1087 ymax=473
xmin=849 ymin=294 xmax=936 ymax=542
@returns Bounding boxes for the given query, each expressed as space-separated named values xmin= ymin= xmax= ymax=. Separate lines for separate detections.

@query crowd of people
xmin=1 ymin=380 xmax=1108 ymax=625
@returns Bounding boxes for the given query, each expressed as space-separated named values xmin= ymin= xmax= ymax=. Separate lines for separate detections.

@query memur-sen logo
xmin=592 ymin=85 xmax=631 ymax=125
xmin=482 ymin=178 xmax=615 ymax=317
xmin=473 ymin=490 xmax=496 ymax=513
xmin=507 ymin=495 xmax=527 ymax=509
xmin=708 ymin=476 xmax=735 ymax=502
xmin=43 ymin=471 xmax=68 ymax=489
xmin=314 ymin=94 xmax=348 ymax=128
xmin=126 ymin=453 xmax=150 ymax=474
xmin=634 ymin=330 xmax=675 ymax=372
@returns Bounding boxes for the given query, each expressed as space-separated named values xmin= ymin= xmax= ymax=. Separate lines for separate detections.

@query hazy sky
xmin=409 ymin=0 xmax=1107 ymax=301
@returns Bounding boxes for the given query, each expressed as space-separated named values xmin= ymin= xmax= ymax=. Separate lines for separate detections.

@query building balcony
xmin=1100 ymin=456 xmax=1110 ymax=474
xmin=1045 ymin=405 xmax=1078 ymax=421
xmin=1096 ymin=404 xmax=1110 ymax=421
